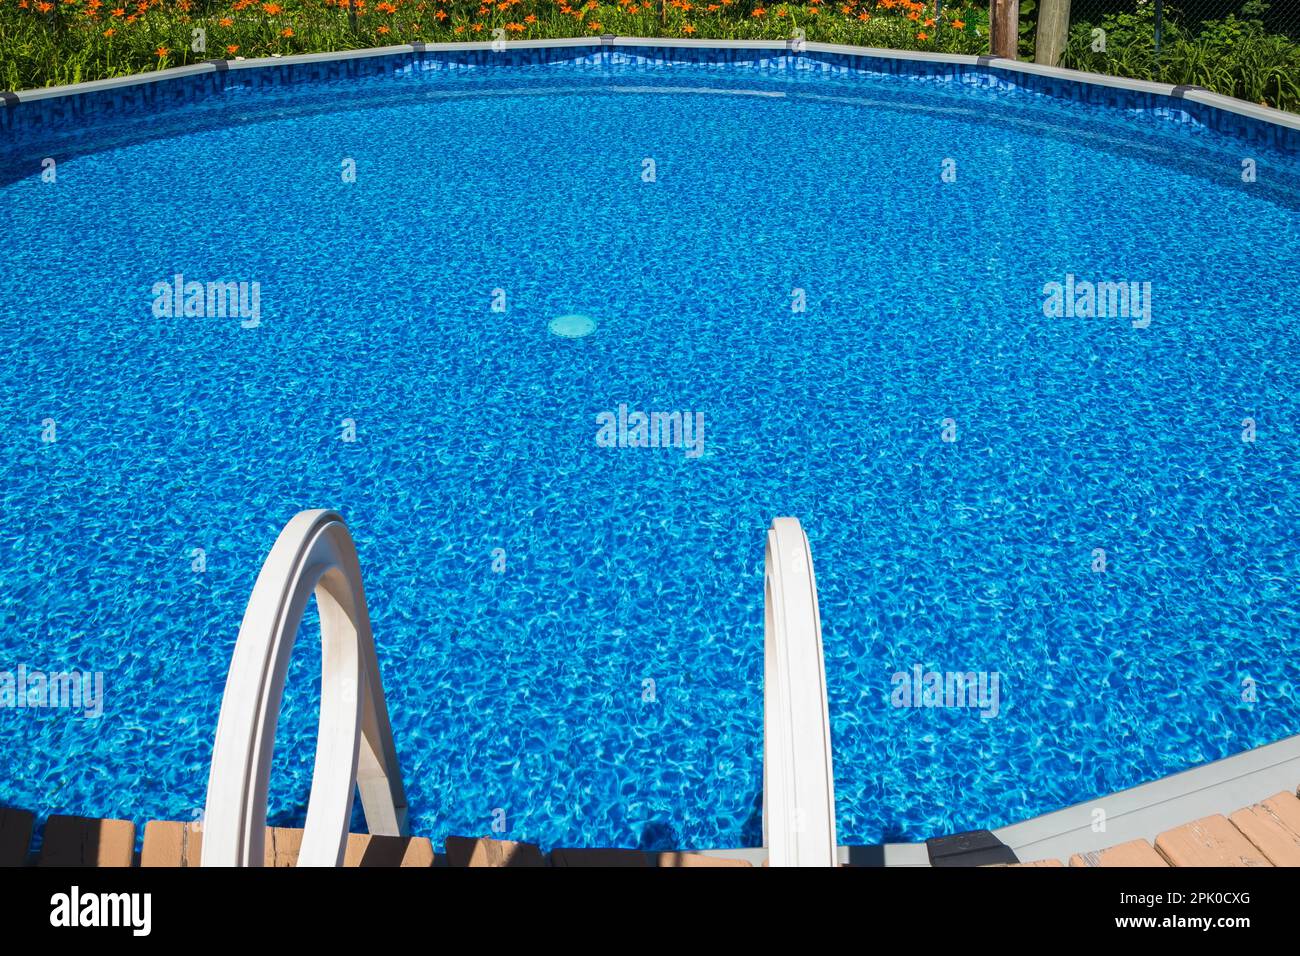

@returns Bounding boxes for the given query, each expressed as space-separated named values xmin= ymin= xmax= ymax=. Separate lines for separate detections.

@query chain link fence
xmin=1066 ymin=0 xmax=1300 ymax=41
xmin=1026 ymin=0 xmax=1300 ymax=111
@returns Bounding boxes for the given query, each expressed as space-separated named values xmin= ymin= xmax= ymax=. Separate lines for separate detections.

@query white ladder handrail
xmin=201 ymin=510 xmax=408 ymax=867
xmin=763 ymin=517 xmax=838 ymax=866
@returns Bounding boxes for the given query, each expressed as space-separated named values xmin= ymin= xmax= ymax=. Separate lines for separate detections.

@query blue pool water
xmin=1 ymin=55 xmax=1298 ymax=851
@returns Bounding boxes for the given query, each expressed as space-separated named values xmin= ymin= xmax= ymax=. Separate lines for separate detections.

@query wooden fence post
xmin=990 ymin=0 xmax=1021 ymax=60
xmin=1035 ymin=0 xmax=1072 ymax=66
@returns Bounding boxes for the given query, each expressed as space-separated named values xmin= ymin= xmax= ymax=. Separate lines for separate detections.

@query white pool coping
xmin=2 ymin=36 xmax=1297 ymax=135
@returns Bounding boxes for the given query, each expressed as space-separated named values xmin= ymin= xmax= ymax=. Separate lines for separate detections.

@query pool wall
xmin=3 ymin=37 xmax=1299 ymax=159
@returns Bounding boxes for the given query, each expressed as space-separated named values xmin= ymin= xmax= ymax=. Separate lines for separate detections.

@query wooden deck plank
xmin=1228 ymin=792 xmax=1300 ymax=866
xmin=342 ymin=833 xmax=435 ymax=867
xmin=1006 ymin=858 xmax=1064 ymax=867
xmin=657 ymin=852 xmax=752 ymax=867
xmin=0 ymin=809 xmax=35 ymax=867
xmin=1069 ymin=839 xmax=1169 ymax=867
xmin=444 ymin=836 xmax=546 ymax=867
xmin=142 ymin=821 xmax=434 ymax=867
xmin=141 ymin=821 xmax=201 ymax=867
xmin=262 ymin=826 xmax=303 ymax=867
xmin=982 ymin=858 xmax=1064 ymax=867
xmin=1155 ymin=814 xmax=1272 ymax=867
xmin=550 ymin=847 xmax=650 ymax=867
xmin=38 ymin=815 xmax=135 ymax=868
xmin=1260 ymin=790 xmax=1300 ymax=836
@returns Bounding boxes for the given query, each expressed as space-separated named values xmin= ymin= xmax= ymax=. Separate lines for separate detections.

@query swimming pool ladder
xmin=763 ymin=518 xmax=838 ymax=866
xmin=200 ymin=510 xmax=408 ymax=866
xmin=200 ymin=512 xmax=837 ymax=866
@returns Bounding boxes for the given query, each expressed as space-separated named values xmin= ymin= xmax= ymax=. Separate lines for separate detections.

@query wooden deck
xmin=0 ymin=812 xmax=751 ymax=867
xmin=1008 ymin=787 xmax=1300 ymax=867
xmin=3 ymin=783 xmax=1297 ymax=867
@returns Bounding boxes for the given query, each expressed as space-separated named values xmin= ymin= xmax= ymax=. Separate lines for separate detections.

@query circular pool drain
xmin=548 ymin=314 xmax=597 ymax=338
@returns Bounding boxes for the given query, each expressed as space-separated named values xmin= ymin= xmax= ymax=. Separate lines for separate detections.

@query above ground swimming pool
xmin=1 ymin=45 xmax=1298 ymax=851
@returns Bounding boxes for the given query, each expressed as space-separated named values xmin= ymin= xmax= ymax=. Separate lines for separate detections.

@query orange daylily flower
xmin=226 ymin=44 xmax=239 ymax=52
xmin=219 ymin=16 xmax=232 ymax=24
xmin=155 ymin=46 xmax=170 ymax=56
xmin=280 ymin=27 xmax=293 ymax=35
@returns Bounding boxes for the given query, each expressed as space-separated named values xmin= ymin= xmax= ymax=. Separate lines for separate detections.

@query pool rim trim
xmin=4 ymin=38 xmax=1298 ymax=852
xmin=3 ymin=35 xmax=1299 ymax=136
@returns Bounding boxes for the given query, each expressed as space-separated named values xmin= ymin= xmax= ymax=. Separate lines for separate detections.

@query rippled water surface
xmin=1 ymin=59 xmax=1297 ymax=850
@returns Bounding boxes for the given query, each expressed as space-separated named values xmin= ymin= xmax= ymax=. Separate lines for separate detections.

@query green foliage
xmin=0 ymin=0 xmax=988 ymax=92
xmin=1017 ymin=0 xmax=1034 ymax=60
xmin=1062 ymin=3 xmax=1299 ymax=112
xmin=1 ymin=0 xmax=1294 ymax=113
